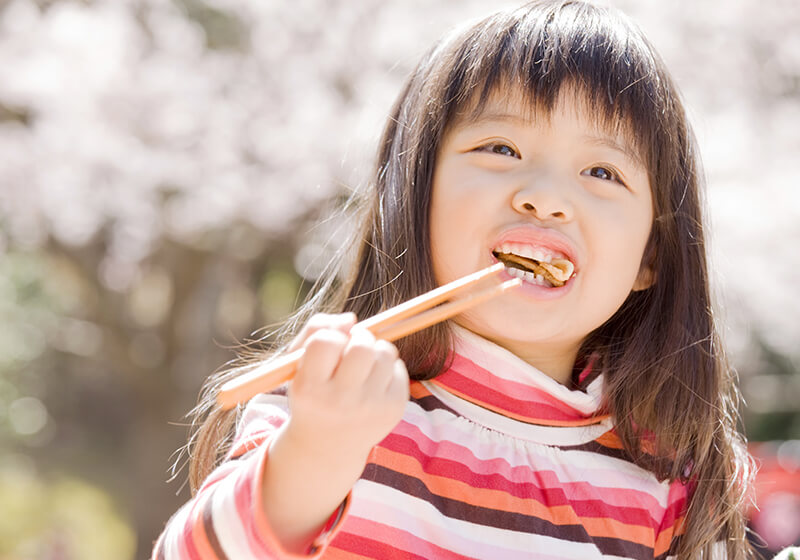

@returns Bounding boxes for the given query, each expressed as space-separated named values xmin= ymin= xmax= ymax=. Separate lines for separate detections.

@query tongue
xmin=494 ymin=252 xmax=574 ymax=287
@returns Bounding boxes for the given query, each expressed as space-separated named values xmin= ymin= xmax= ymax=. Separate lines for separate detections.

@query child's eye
xmin=476 ymin=142 xmax=520 ymax=159
xmin=582 ymin=165 xmax=625 ymax=185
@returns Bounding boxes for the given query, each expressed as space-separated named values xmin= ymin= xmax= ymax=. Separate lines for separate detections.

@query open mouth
xmin=492 ymin=243 xmax=575 ymax=288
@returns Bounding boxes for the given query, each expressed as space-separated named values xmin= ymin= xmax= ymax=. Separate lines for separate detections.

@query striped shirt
xmin=153 ymin=327 xmax=690 ymax=559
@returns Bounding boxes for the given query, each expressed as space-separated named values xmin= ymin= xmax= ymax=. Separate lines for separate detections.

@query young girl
xmin=153 ymin=1 xmax=755 ymax=558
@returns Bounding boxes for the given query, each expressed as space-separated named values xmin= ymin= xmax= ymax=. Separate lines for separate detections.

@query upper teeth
xmin=494 ymin=243 xmax=564 ymax=263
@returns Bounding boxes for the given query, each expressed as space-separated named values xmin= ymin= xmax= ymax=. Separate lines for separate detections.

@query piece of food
xmin=494 ymin=252 xmax=574 ymax=287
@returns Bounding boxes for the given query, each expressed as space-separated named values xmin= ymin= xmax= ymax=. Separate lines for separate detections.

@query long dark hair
xmin=187 ymin=2 xmax=753 ymax=557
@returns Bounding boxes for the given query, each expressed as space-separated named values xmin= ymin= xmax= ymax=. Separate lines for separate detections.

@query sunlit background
xmin=0 ymin=0 xmax=798 ymax=558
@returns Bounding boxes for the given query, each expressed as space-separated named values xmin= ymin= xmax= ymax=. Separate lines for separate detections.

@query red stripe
xmin=233 ymin=459 xmax=274 ymax=557
xmin=333 ymin=530 xmax=479 ymax=560
xmin=432 ymin=374 xmax=573 ymax=422
xmin=656 ymin=485 xmax=689 ymax=535
xmin=449 ymin=353 xmax=588 ymax=415
xmin=180 ymin=502 xmax=203 ymax=560
xmin=338 ymin=518 xmax=489 ymax=560
xmin=229 ymin=414 xmax=285 ymax=456
xmin=198 ymin=461 xmax=239 ymax=493
xmin=437 ymin=362 xmax=591 ymax=423
xmin=229 ymin=431 xmax=269 ymax=459
xmin=334 ymin=532 xmax=429 ymax=559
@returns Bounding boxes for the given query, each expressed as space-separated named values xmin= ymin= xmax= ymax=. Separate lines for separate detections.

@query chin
xmin=456 ymin=308 xmax=563 ymax=347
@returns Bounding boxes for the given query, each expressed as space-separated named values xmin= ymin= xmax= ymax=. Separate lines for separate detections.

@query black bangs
xmin=434 ymin=1 xmax=668 ymax=164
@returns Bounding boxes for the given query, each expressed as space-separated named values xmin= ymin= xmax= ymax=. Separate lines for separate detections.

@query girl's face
xmin=430 ymin=88 xmax=654 ymax=382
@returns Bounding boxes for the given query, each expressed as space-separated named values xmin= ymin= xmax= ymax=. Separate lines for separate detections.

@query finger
xmin=363 ymin=357 xmax=409 ymax=431
xmin=374 ymin=339 xmax=400 ymax=362
xmin=331 ymin=326 xmax=379 ymax=389
xmin=295 ymin=328 xmax=349 ymax=388
xmin=360 ymin=350 xmax=398 ymax=397
xmin=360 ymin=339 xmax=400 ymax=393
xmin=387 ymin=358 xmax=410 ymax=401
xmin=288 ymin=312 xmax=357 ymax=352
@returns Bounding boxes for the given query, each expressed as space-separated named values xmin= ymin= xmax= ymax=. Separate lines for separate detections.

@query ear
xmin=632 ymin=237 xmax=657 ymax=291
xmin=632 ymin=265 xmax=655 ymax=291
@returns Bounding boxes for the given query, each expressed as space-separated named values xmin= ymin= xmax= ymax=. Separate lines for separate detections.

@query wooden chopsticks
xmin=217 ymin=263 xmax=520 ymax=409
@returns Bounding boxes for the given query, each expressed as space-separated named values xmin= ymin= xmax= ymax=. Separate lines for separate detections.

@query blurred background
xmin=0 ymin=0 xmax=798 ymax=558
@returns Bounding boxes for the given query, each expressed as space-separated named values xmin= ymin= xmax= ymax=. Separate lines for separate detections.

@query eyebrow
xmin=581 ymin=135 xmax=645 ymax=168
xmin=463 ymin=111 xmax=534 ymax=127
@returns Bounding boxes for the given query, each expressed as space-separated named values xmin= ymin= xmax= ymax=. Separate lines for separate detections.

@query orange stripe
xmin=372 ymin=445 xmax=655 ymax=547
xmin=323 ymin=547 xmax=375 ymax=560
xmin=594 ymin=428 xmax=667 ymax=457
xmin=653 ymin=514 xmax=686 ymax=556
xmin=410 ymin=381 xmax=432 ymax=399
xmin=653 ymin=526 xmax=674 ymax=556
xmin=595 ymin=430 xmax=625 ymax=450
xmin=371 ymin=447 xmax=577 ymax=524
xmin=674 ymin=515 xmax=687 ymax=536
xmin=580 ymin=515 xmax=654 ymax=548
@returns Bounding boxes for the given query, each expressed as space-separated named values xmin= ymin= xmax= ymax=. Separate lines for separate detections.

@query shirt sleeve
xmin=656 ymin=476 xmax=738 ymax=560
xmin=151 ymin=393 xmax=351 ymax=560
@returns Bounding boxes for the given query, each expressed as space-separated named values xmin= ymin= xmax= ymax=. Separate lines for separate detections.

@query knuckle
xmin=339 ymin=311 xmax=357 ymax=324
xmin=393 ymin=360 xmax=410 ymax=387
xmin=293 ymin=315 xmax=330 ymax=347
xmin=353 ymin=335 xmax=376 ymax=351
xmin=306 ymin=313 xmax=334 ymax=330
xmin=345 ymin=340 xmax=376 ymax=363
xmin=346 ymin=328 xmax=377 ymax=354
xmin=305 ymin=328 xmax=348 ymax=351
xmin=395 ymin=358 xmax=408 ymax=375
xmin=349 ymin=325 xmax=375 ymax=343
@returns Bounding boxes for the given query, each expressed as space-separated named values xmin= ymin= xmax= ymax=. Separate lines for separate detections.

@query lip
xmin=490 ymin=225 xmax=580 ymax=273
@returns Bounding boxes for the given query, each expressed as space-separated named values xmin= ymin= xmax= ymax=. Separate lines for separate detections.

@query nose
xmin=511 ymin=180 xmax=574 ymax=222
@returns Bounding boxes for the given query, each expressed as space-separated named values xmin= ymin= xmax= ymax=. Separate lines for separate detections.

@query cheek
xmin=598 ymin=212 xmax=652 ymax=291
xmin=430 ymin=194 xmax=473 ymax=282
xmin=432 ymin=180 xmax=501 ymax=232
xmin=429 ymin=179 xmax=493 ymax=283
xmin=429 ymin=181 xmax=460 ymax=282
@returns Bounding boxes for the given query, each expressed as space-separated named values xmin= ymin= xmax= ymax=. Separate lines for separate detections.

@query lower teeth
xmin=507 ymin=266 xmax=552 ymax=287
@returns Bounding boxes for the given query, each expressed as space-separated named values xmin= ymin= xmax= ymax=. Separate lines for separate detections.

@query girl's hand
xmin=285 ymin=312 xmax=410 ymax=459
xmin=261 ymin=312 xmax=409 ymax=552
